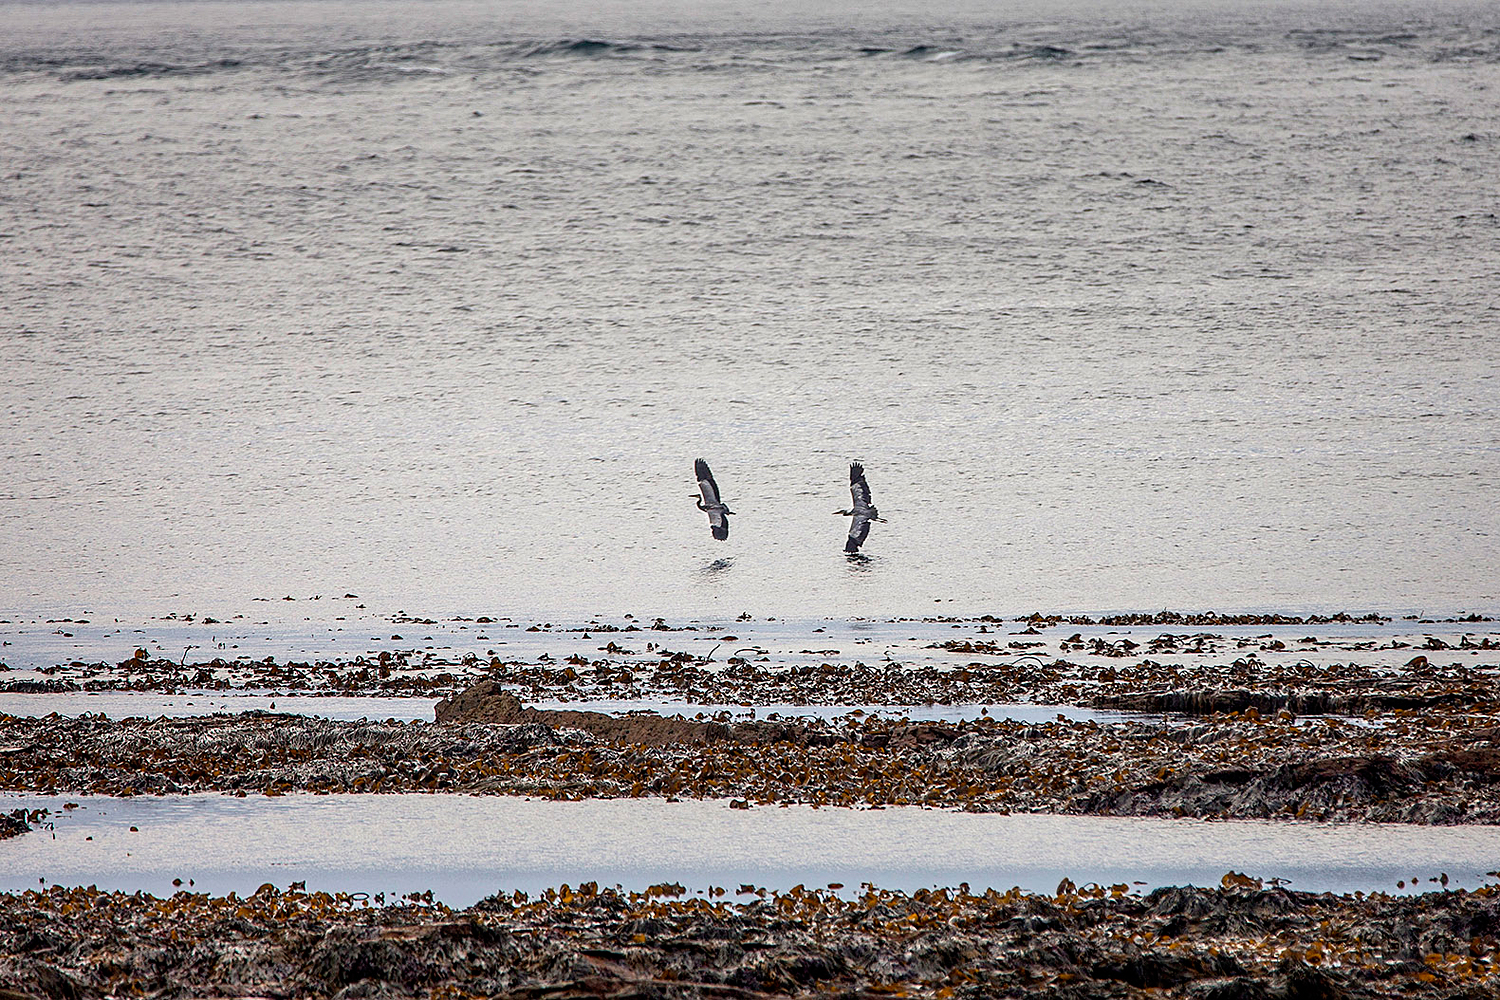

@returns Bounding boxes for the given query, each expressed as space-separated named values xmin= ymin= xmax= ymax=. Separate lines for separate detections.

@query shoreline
xmin=2 ymin=609 xmax=1496 ymax=825
xmin=3 ymin=608 xmax=1496 ymax=998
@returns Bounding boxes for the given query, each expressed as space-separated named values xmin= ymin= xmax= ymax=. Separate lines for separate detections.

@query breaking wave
xmin=59 ymin=58 xmax=243 ymax=82
xmin=4 ymin=15 xmax=1498 ymax=85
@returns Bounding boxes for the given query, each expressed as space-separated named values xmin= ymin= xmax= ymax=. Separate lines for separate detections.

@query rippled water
xmin=2 ymin=0 xmax=1497 ymax=621
xmin=5 ymin=793 xmax=1496 ymax=905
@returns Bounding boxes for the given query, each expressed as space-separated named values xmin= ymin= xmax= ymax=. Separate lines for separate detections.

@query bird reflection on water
xmin=700 ymin=557 xmax=735 ymax=578
xmin=844 ymin=552 xmax=876 ymax=573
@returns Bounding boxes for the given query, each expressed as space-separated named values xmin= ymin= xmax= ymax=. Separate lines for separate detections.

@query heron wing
xmin=849 ymin=462 xmax=872 ymax=508
xmin=695 ymin=458 xmax=721 ymax=507
xmin=711 ymin=513 xmax=729 ymax=541
xmin=845 ymin=514 xmax=871 ymax=553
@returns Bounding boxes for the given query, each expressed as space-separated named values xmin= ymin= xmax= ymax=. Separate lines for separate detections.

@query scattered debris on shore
xmin=0 ymin=879 xmax=1496 ymax=998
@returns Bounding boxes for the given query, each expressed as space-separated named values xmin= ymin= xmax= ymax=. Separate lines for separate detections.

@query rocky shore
xmin=10 ymin=614 xmax=1495 ymax=716
xmin=2 ymin=689 xmax=1497 ymax=822
xmin=1 ymin=879 xmax=1497 ymax=999
xmin=4 ymin=613 xmax=1498 ymax=998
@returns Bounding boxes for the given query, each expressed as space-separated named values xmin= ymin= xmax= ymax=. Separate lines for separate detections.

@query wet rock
xmin=1190 ymin=978 xmax=1271 ymax=1000
xmin=435 ymin=684 xmax=836 ymax=749
xmin=731 ymin=719 xmax=838 ymax=747
xmin=30 ymin=964 xmax=93 ymax=1000
xmin=1274 ymin=956 xmax=1347 ymax=1000
xmin=1 ymin=883 xmax=1498 ymax=999
xmin=0 ymin=679 xmax=80 ymax=694
xmin=887 ymin=723 xmax=959 ymax=748
xmin=1272 ymin=755 xmax=1422 ymax=795
xmin=0 ymin=810 xmax=31 ymax=840
xmin=905 ymin=933 xmax=985 ymax=976
xmin=306 ymin=930 xmax=421 ymax=990
xmin=741 ymin=948 xmax=845 ymax=990
xmin=1146 ymin=886 xmax=1229 ymax=921
xmin=434 ymin=684 xmax=526 ymax=723
xmin=330 ymin=980 xmax=414 ymax=999
xmin=1419 ymin=748 xmax=1500 ymax=782
xmin=436 ymin=683 xmax=733 ymax=746
xmin=1091 ymin=947 xmax=1243 ymax=988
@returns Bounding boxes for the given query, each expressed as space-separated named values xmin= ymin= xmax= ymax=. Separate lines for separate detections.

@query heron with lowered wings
xmin=693 ymin=458 xmax=734 ymax=540
xmin=835 ymin=461 xmax=885 ymax=553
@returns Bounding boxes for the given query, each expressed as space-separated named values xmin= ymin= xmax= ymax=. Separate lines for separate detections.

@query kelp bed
xmin=2 ymin=878 xmax=1498 ymax=999
xmin=4 ymin=613 xmax=1500 ymax=998
xmin=1 ymin=692 xmax=1497 ymax=822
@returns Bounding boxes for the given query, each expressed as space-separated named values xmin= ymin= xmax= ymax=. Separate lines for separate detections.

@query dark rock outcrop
xmin=434 ymin=683 xmax=835 ymax=748
xmin=435 ymin=683 xmax=733 ymax=746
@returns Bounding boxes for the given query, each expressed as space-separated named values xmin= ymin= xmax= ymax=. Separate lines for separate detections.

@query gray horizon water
xmin=4 ymin=793 xmax=1497 ymax=905
xmin=2 ymin=0 xmax=1498 ymax=623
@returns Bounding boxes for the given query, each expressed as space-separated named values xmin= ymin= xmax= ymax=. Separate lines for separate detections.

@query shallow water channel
xmin=0 ymin=689 xmax=1125 ymax=726
xmin=3 ymin=794 xmax=1495 ymax=906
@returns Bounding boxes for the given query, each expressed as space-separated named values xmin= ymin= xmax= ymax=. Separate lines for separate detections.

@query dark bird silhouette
xmin=834 ymin=461 xmax=885 ymax=553
xmin=693 ymin=458 xmax=734 ymax=540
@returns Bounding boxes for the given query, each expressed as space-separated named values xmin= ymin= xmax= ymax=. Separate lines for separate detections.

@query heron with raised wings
xmin=693 ymin=458 xmax=734 ymax=540
xmin=835 ymin=461 xmax=885 ymax=553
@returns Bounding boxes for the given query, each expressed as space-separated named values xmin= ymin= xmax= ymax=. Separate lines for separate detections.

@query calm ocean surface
xmin=2 ymin=0 xmax=1497 ymax=622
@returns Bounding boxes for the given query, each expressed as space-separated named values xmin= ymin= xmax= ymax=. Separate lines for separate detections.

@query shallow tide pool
xmin=3 ymin=794 xmax=1494 ymax=906
xmin=0 ymin=689 xmax=1127 ymax=726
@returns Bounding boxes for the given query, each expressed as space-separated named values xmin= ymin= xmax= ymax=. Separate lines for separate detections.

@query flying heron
xmin=693 ymin=458 xmax=734 ymax=540
xmin=835 ymin=461 xmax=885 ymax=553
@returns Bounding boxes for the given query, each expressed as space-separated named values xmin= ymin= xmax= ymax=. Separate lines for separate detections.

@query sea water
xmin=1 ymin=0 xmax=1497 ymax=622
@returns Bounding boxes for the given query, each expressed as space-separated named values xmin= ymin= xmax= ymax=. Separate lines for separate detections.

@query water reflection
xmin=699 ymin=557 xmax=734 ymax=578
